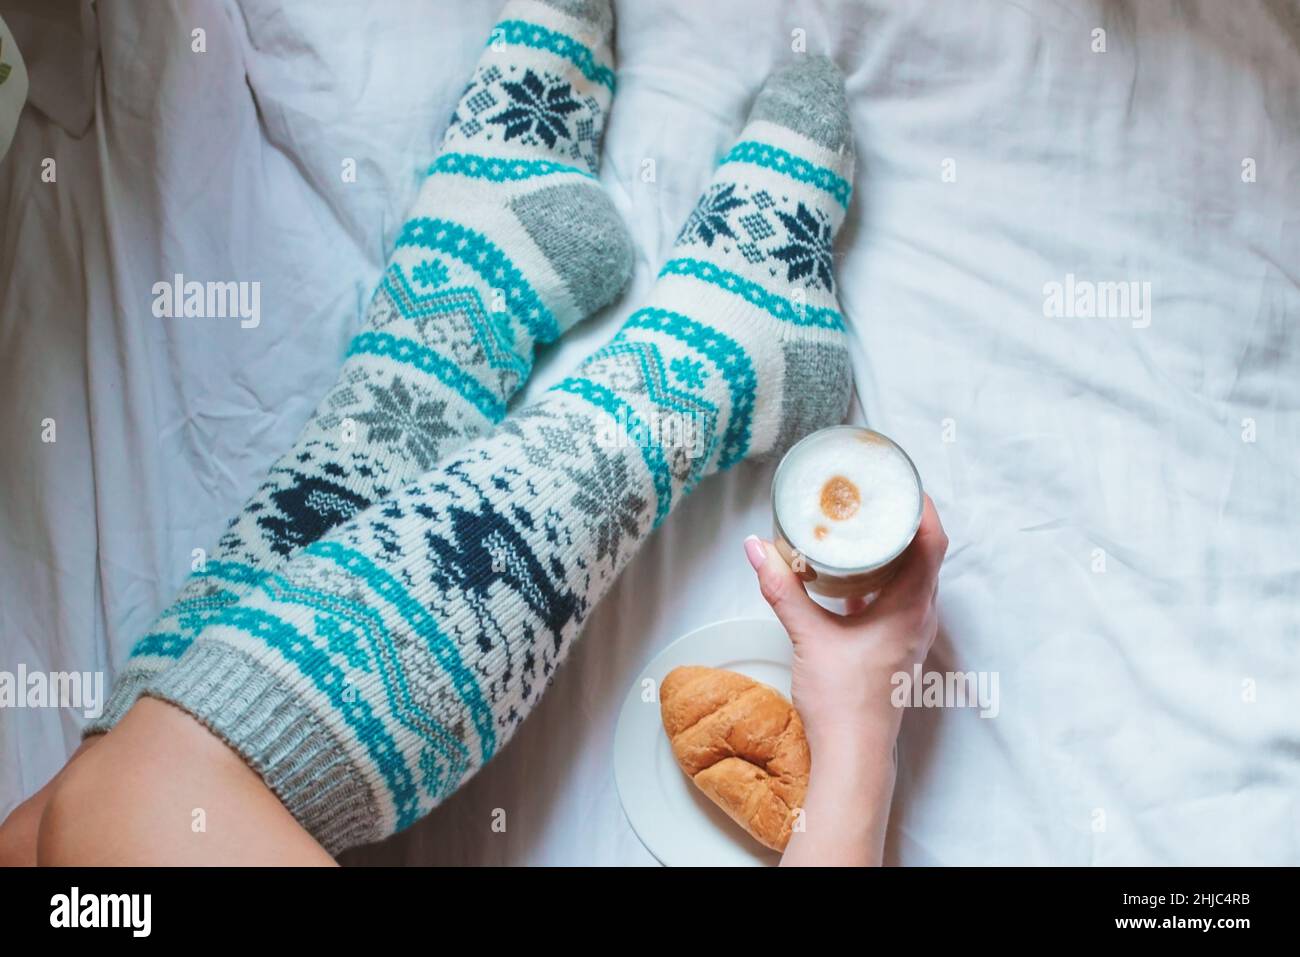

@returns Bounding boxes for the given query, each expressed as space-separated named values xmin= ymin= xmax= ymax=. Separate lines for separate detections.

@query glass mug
xmin=771 ymin=425 xmax=923 ymax=600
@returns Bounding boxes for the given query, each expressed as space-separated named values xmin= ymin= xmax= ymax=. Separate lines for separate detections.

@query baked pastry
xmin=659 ymin=665 xmax=810 ymax=852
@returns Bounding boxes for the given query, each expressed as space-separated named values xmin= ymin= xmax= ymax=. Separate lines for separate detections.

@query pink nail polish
xmin=743 ymin=535 xmax=767 ymax=571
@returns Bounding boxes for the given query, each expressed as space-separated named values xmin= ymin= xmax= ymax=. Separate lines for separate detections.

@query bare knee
xmin=36 ymin=703 xmax=218 ymax=864
xmin=36 ymin=741 xmax=123 ymax=865
xmin=0 ymin=794 xmax=43 ymax=866
xmin=34 ymin=768 xmax=85 ymax=866
xmin=2 ymin=738 xmax=101 ymax=867
xmin=38 ymin=698 xmax=336 ymax=866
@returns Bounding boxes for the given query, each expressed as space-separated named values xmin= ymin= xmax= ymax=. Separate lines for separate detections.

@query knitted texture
xmin=88 ymin=0 xmax=631 ymax=734
xmin=146 ymin=56 xmax=856 ymax=853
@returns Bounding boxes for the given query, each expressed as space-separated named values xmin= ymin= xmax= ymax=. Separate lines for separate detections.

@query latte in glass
xmin=772 ymin=426 xmax=923 ymax=599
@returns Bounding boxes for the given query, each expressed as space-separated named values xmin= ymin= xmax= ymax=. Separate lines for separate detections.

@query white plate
xmin=613 ymin=617 xmax=793 ymax=867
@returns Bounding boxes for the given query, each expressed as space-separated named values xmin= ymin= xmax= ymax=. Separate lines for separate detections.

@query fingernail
xmin=743 ymin=535 xmax=767 ymax=571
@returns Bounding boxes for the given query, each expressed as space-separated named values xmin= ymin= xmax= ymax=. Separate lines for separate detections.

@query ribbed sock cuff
xmin=144 ymin=640 xmax=381 ymax=855
xmin=82 ymin=667 xmax=153 ymax=737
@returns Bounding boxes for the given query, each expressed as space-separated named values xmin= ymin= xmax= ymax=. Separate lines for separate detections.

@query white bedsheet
xmin=2 ymin=0 xmax=1297 ymax=865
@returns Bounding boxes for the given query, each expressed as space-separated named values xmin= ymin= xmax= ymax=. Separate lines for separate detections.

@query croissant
xmin=659 ymin=665 xmax=810 ymax=852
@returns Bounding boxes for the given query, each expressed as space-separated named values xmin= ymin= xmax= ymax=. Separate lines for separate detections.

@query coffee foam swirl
xmin=774 ymin=428 xmax=920 ymax=570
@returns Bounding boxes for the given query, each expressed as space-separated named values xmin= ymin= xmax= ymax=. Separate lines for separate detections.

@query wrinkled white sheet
xmin=1 ymin=0 xmax=1297 ymax=865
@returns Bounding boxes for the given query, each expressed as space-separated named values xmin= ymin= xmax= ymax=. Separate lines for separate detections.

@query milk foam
xmin=774 ymin=428 xmax=921 ymax=569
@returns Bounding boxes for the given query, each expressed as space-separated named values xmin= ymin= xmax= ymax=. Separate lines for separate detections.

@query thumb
xmin=744 ymin=536 xmax=832 ymax=637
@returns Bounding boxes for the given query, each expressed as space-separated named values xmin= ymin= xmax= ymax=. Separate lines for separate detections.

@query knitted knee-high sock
xmin=90 ymin=0 xmax=631 ymax=733
xmin=145 ymin=56 xmax=854 ymax=852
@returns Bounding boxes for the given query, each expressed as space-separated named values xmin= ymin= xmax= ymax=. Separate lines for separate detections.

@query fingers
xmin=744 ymin=535 xmax=834 ymax=636
xmin=744 ymin=496 xmax=948 ymax=634
xmin=871 ymin=494 xmax=949 ymax=615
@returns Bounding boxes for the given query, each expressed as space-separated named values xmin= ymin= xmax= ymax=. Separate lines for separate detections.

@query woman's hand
xmin=744 ymin=494 xmax=948 ymax=866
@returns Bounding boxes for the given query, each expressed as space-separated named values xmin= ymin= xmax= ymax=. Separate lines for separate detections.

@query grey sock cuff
xmin=144 ymin=641 xmax=381 ymax=856
xmin=82 ymin=667 xmax=152 ymax=737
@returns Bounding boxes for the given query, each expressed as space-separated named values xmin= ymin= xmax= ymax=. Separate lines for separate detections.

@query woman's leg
xmin=89 ymin=0 xmax=629 ymax=735
xmin=39 ymin=55 xmax=856 ymax=861
xmin=37 ymin=699 xmax=334 ymax=866
xmin=3 ymin=0 xmax=626 ymax=861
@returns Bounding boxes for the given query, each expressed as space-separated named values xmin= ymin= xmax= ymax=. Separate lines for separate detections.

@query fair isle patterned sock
xmin=145 ymin=56 xmax=855 ymax=853
xmin=88 ymin=0 xmax=631 ymax=734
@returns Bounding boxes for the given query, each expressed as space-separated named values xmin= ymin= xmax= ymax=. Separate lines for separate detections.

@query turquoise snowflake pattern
xmin=670 ymin=356 xmax=708 ymax=389
xmin=413 ymin=258 xmax=450 ymax=288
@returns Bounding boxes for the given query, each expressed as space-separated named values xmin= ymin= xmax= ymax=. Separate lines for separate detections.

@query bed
xmin=1 ymin=0 xmax=1296 ymax=865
